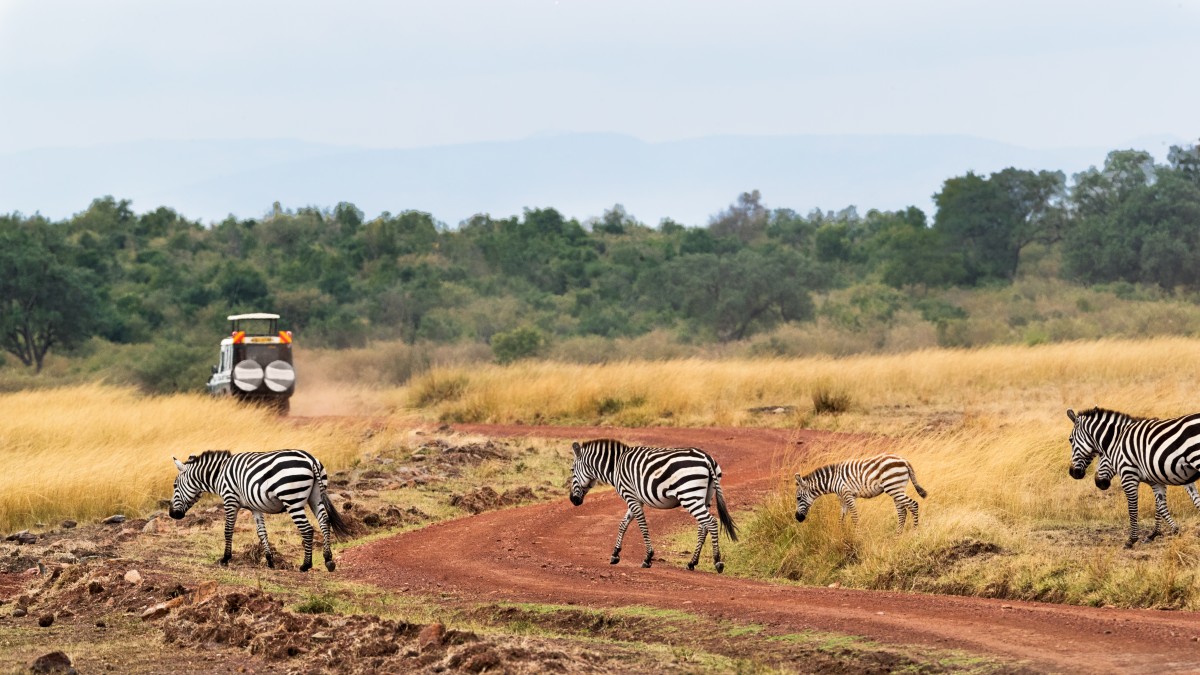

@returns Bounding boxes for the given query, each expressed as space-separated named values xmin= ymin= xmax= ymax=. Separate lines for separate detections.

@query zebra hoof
xmin=610 ymin=556 xmax=620 ymax=565
xmin=715 ymin=561 xmax=725 ymax=574
xmin=299 ymin=563 xmax=312 ymax=573
xmin=266 ymin=559 xmax=275 ymax=569
xmin=218 ymin=557 xmax=230 ymax=567
xmin=686 ymin=562 xmax=696 ymax=571
xmin=641 ymin=561 xmax=652 ymax=569
xmin=1124 ymin=541 xmax=1135 ymax=549
xmin=325 ymin=560 xmax=336 ymax=572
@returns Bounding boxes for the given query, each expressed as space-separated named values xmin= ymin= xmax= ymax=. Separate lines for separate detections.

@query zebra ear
xmin=1066 ymin=409 xmax=1077 ymax=423
xmin=794 ymin=473 xmax=804 ymax=485
xmin=173 ymin=457 xmax=186 ymax=472
xmin=571 ymin=442 xmax=581 ymax=456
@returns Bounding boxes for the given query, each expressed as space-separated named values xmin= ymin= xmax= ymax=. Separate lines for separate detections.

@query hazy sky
xmin=1 ymin=0 xmax=1197 ymax=154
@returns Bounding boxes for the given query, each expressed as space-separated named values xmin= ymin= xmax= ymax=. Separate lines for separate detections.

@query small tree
xmin=0 ymin=220 xmax=104 ymax=372
xmin=491 ymin=327 xmax=545 ymax=364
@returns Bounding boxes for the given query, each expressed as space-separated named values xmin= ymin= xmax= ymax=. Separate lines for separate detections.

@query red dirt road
xmin=342 ymin=425 xmax=1200 ymax=673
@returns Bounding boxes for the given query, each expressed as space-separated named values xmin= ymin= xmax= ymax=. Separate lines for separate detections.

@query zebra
xmin=793 ymin=453 xmax=927 ymax=532
xmin=168 ymin=449 xmax=350 ymax=571
xmin=568 ymin=439 xmax=738 ymax=573
xmin=1067 ymin=407 xmax=1200 ymax=548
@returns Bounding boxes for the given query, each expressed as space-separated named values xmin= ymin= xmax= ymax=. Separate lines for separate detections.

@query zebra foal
xmin=793 ymin=453 xmax=927 ymax=532
xmin=1067 ymin=407 xmax=1200 ymax=548
xmin=569 ymin=439 xmax=738 ymax=572
xmin=169 ymin=449 xmax=350 ymax=571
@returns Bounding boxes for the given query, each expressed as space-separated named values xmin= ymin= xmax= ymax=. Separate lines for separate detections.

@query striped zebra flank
xmin=793 ymin=453 xmax=927 ymax=532
xmin=169 ymin=449 xmax=351 ymax=572
xmin=569 ymin=438 xmax=738 ymax=573
xmin=1067 ymin=407 xmax=1200 ymax=548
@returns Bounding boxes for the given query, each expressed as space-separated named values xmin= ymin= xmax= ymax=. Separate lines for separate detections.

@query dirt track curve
xmin=342 ymin=425 xmax=1200 ymax=673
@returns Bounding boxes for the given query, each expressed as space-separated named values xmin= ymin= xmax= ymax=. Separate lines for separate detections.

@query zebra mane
xmin=186 ymin=449 xmax=232 ymax=464
xmin=1080 ymin=407 xmax=1150 ymax=422
xmin=578 ymin=439 xmax=630 ymax=451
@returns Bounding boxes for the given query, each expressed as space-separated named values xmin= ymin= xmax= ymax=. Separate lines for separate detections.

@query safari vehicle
xmin=206 ymin=313 xmax=295 ymax=414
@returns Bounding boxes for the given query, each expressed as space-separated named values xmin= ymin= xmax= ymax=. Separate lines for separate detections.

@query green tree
xmin=0 ymin=218 xmax=104 ymax=372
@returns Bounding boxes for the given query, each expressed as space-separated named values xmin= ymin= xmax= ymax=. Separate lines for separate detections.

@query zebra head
xmin=1093 ymin=448 xmax=1114 ymax=491
xmin=1066 ymin=408 xmax=1099 ymax=480
xmin=169 ymin=455 xmax=202 ymax=519
xmin=794 ymin=473 xmax=816 ymax=522
xmin=569 ymin=441 xmax=598 ymax=506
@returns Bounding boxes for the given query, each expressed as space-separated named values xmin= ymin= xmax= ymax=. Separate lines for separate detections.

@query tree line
xmin=1 ymin=144 xmax=1198 ymax=374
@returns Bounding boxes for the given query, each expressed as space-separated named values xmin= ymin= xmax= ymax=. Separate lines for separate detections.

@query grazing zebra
xmin=794 ymin=454 xmax=927 ymax=532
xmin=568 ymin=439 xmax=739 ymax=572
xmin=168 ymin=449 xmax=350 ymax=571
xmin=1067 ymin=408 xmax=1200 ymax=547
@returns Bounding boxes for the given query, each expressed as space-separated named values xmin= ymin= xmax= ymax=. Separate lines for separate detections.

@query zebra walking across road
xmin=793 ymin=453 xmax=927 ymax=532
xmin=1067 ymin=407 xmax=1200 ymax=548
xmin=569 ymin=439 xmax=739 ymax=573
xmin=168 ymin=449 xmax=350 ymax=571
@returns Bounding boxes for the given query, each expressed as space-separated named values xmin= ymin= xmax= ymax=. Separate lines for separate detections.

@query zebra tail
xmin=714 ymin=479 xmax=739 ymax=542
xmin=322 ymin=491 xmax=353 ymax=539
xmin=907 ymin=461 xmax=928 ymax=499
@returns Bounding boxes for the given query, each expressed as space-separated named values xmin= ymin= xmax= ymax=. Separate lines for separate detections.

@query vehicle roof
xmin=227 ymin=313 xmax=280 ymax=321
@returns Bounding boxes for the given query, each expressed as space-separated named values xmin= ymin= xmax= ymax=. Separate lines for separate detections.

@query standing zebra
xmin=169 ymin=449 xmax=350 ymax=571
xmin=1067 ymin=407 xmax=1200 ymax=547
xmin=569 ymin=439 xmax=738 ymax=572
xmin=794 ymin=453 xmax=927 ymax=532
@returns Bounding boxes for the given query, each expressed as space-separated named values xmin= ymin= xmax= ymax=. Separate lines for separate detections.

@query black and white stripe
xmin=569 ymin=439 xmax=739 ymax=572
xmin=169 ymin=449 xmax=350 ymax=571
xmin=1067 ymin=407 xmax=1200 ymax=548
xmin=794 ymin=453 xmax=927 ymax=531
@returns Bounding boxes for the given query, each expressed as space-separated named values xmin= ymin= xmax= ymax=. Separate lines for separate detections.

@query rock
xmin=12 ymin=607 xmax=27 ymax=618
xmin=29 ymin=651 xmax=75 ymax=674
xmin=418 ymin=622 xmax=445 ymax=651
xmin=6 ymin=531 xmax=37 ymax=545
xmin=37 ymin=613 xmax=55 ymax=627
xmin=140 ymin=603 xmax=171 ymax=621
xmin=102 ymin=515 xmax=126 ymax=525
xmin=311 ymin=632 xmax=334 ymax=642
xmin=88 ymin=580 xmax=104 ymax=595
xmin=193 ymin=580 xmax=219 ymax=605
xmin=124 ymin=569 xmax=143 ymax=584
xmin=141 ymin=518 xmax=160 ymax=534
xmin=827 ymin=582 xmax=841 ymax=588
xmin=157 ymin=499 xmax=172 ymax=509
xmin=61 ymin=520 xmax=77 ymax=529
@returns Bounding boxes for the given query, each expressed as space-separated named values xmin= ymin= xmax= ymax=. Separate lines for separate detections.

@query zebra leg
xmin=286 ymin=503 xmax=316 ymax=572
xmin=629 ymin=504 xmax=654 ymax=568
xmin=1148 ymin=485 xmax=1179 ymax=540
xmin=1119 ymin=475 xmax=1141 ymax=548
xmin=844 ymin=495 xmax=859 ymax=529
xmin=219 ymin=500 xmax=239 ymax=566
xmin=1187 ymin=483 xmax=1200 ymax=511
xmin=687 ymin=523 xmax=706 ymax=571
xmin=909 ymin=496 xmax=920 ymax=528
xmin=252 ymin=512 xmax=274 ymax=568
xmin=611 ymin=508 xmax=634 ymax=564
xmin=310 ymin=490 xmax=336 ymax=571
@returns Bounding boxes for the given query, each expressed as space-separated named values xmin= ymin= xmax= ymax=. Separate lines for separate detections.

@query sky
xmin=1 ymin=0 xmax=1198 ymax=155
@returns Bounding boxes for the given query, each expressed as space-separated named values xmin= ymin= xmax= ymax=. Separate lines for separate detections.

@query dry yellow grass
xmin=0 ymin=384 xmax=372 ymax=531
xmin=401 ymin=337 xmax=1200 ymax=432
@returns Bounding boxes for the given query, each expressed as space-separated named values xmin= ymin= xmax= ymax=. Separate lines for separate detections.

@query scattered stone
xmin=418 ymin=622 xmax=445 ymax=651
xmin=12 ymin=607 xmax=27 ymax=618
xmin=37 ymin=613 xmax=55 ymax=627
xmin=141 ymin=603 xmax=171 ymax=621
xmin=60 ymin=520 xmax=77 ymax=529
xmin=29 ymin=651 xmax=75 ymax=674
xmin=828 ymin=582 xmax=841 ymax=588
xmin=5 ymin=530 xmax=37 ymax=545
xmin=141 ymin=518 xmax=160 ymax=534
xmin=102 ymin=515 xmax=126 ymax=525
xmin=124 ymin=569 xmax=143 ymax=584
xmin=311 ymin=632 xmax=334 ymax=642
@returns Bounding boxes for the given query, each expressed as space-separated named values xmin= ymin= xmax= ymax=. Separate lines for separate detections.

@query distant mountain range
xmin=0 ymin=133 xmax=1186 ymax=226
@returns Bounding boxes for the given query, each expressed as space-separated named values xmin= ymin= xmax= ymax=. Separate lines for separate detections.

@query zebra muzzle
xmin=569 ymin=494 xmax=583 ymax=506
xmin=1069 ymin=466 xmax=1086 ymax=480
xmin=168 ymin=508 xmax=185 ymax=520
xmin=1094 ymin=477 xmax=1111 ymax=490
xmin=795 ymin=512 xmax=806 ymax=523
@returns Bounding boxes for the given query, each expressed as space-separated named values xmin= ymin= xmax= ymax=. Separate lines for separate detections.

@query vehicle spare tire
xmin=232 ymin=360 xmax=265 ymax=392
xmin=264 ymin=360 xmax=295 ymax=393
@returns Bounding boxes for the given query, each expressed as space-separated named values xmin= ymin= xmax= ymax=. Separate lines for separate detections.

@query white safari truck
xmin=206 ymin=313 xmax=296 ymax=414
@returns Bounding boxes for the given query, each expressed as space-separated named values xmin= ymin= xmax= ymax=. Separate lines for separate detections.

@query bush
xmin=491 ymin=327 xmax=546 ymax=364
